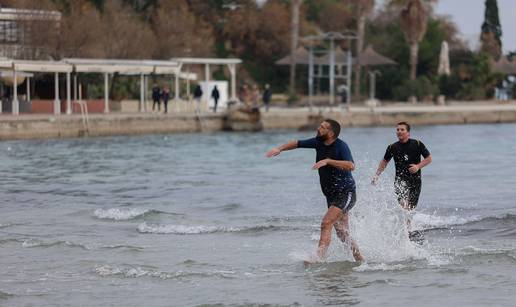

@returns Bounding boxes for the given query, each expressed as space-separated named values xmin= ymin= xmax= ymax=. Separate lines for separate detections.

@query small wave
xmin=137 ymin=222 xmax=284 ymax=235
xmin=412 ymin=212 xmax=516 ymax=231
xmin=0 ymin=223 xmax=13 ymax=229
xmin=354 ymin=262 xmax=413 ymax=272
xmin=94 ymin=265 xmax=235 ymax=280
xmin=21 ymin=239 xmax=89 ymax=250
xmin=99 ymin=245 xmax=144 ymax=252
xmin=94 ymin=208 xmax=161 ymax=221
xmin=412 ymin=212 xmax=480 ymax=229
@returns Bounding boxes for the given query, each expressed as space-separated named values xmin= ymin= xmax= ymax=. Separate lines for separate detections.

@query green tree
xmin=388 ymin=0 xmax=436 ymax=82
xmin=353 ymin=0 xmax=375 ymax=100
xmin=480 ymin=0 xmax=502 ymax=60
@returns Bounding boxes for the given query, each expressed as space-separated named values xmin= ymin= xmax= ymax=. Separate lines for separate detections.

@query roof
xmin=275 ymin=45 xmax=397 ymax=67
xmin=359 ymin=45 xmax=397 ymax=66
xmin=172 ymin=58 xmax=242 ymax=65
xmin=492 ymin=56 xmax=516 ymax=75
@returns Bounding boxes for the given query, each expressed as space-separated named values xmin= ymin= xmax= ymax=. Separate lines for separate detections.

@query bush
xmin=392 ymin=76 xmax=439 ymax=101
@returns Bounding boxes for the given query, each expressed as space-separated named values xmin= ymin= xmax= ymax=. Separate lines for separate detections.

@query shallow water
xmin=1 ymin=124 xmax=515 ymax=306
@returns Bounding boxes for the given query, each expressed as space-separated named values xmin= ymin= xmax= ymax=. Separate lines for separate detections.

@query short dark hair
xmin=397 ymin=121 xmax=411 ymax=132
xmin=324 ymin=119 xmax=341 ymax=138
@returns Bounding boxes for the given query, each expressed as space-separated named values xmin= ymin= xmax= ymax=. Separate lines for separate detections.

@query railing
xmin=73 ymin=100 xmax=89 ymax=136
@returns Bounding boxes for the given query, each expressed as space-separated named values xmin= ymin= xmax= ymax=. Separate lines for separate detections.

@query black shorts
xmin=326 ymin=190 xmax=356 ymax=213
xmin=394 ymin=179 xmax=421 ymax=210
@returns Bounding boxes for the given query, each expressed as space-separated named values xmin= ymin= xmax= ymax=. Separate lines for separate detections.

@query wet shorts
xmin=326 ymin=190 xmax=357 ymax=213
xmin=394 ymin=179 xmax=421 ymax=210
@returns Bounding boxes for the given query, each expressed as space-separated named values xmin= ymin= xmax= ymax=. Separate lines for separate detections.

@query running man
xmin=372 ymin=122 xmax=432 ymax=233
xmin=266 ymin=119 xmax=363 ymax=262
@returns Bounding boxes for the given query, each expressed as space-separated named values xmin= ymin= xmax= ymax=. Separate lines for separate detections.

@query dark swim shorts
xmin=394 ymin=178 xmax=421 ymax=210
xmin=326 ymin=190 xmax=357 ymax=213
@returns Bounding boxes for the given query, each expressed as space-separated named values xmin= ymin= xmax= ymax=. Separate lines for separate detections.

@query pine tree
xmin=480 ymin=0 xmax=502 ymax=60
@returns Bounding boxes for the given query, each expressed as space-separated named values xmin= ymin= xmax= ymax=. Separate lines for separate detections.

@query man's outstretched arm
xmin=266 ymin=140 xmax=298 ymax=157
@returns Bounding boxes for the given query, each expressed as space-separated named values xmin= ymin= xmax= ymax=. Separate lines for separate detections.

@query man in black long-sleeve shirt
xmin=372 ymin=122 xmax=432 ymax=233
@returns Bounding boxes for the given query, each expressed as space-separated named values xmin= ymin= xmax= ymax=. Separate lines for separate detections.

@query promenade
xmin=1 ymin=100 xmax=516 ymax=140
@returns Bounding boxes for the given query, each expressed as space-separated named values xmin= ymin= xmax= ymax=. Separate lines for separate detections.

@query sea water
xmin=1 ymin=124 xmax=515 ymax=306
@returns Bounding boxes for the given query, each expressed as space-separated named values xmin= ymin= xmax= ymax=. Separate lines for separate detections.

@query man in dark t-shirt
xmin=266 ymin=119 xmax=363 ymax=263
xmin=372 ymin=122 xmax=432 ymax=231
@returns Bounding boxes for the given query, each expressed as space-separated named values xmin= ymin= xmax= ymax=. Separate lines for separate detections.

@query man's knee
xmin=321 ymin=218 xmax=334 ymax=230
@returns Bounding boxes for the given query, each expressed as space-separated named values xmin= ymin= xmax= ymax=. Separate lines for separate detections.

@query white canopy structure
xmin=0 ymin=57 xmax=241 ymax=116
xmin=172 ymin=57 xmax=242 ymax=101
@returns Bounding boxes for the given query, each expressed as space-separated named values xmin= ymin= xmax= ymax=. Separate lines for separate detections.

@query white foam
xmin=137 ymin=222 xmax=240 ymax=234
xmin=94 ymin=208 xmax=152 ymax=221
xmin=412 ymin=212 xmax=480 ymax=229
xmin=354 ymin=262 xmax=410 ymax=272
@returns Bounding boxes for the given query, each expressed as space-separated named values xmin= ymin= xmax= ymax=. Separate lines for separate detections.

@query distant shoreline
xmin=1 ymin=101 xmax=516 ymax=141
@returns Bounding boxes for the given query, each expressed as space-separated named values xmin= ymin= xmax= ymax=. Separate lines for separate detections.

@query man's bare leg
xmin=315 ymin=206 xmax=342 ymax=261
xmin=399 ymin=199 xmax=412 ymax=232
xmin=334 ymin=212 xmax=364 ymax=262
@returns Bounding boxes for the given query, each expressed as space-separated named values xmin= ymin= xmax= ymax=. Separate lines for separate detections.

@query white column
xmin=329 ymin=39 xmax=335 ymax=106
xmin=103 ymin=72 xmax=109 ymax=113
xmin=73 ymin=74 xmax=78 ymax=102
xmin=346 ymin=49 xmax=352 ymax=107
xmin=174 ymin=73 xmax=180 ymax=102
xmin=228 ymin=64 xmax=237 ymax=101
xmin=308 ymin=46 xmax=314 ymax=111
xmin=12 ymin=70 xmax=19 ymax=115
xmin=54 ymin=72 xmax=60 ymax=115
xmin=140 ymin=74 xmax=145 ymax=112
xmin=144 ymin=75 xmax=148 ymax=112
xmin=66 ymin=72 xmax=72 ymax=114
xmin=205 ymin=64 xmax=210 ymax=83
xmin=26 ymin=76 xmax=31 ymax=102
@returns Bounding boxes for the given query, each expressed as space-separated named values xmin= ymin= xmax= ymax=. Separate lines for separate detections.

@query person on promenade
xmin=240 ymin=84 xmax=250 ymax=108
xmin=262 ymin=84 xmax=272 ymax=112
xmin=211 ymin=85 xmax=220 ymax=113
xmin=162 ymin=87 xmax=170 ymax=114
xmin=251 ymin=84 xmax=260 ymax=111
xmin=152 ymin=84 xmax=161 ymax=112
xmin=193 ymin=84 xmax=203 ymax=113
xmin=266 ymin=119 xmax=364 ymax=263
xmin=371 ymin=122 xmax=432 ymax=236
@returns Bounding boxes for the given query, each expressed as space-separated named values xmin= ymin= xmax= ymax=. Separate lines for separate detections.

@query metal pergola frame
xmin=301 ymin=31 xmax=357 ymax=110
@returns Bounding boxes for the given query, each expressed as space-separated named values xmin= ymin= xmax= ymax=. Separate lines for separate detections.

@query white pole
xmin=104 ymin=72 xmax=109 ymax=113
xmin=329 ymin=39 xmax=335 ymax=106
xmin=175 ymin=64 xmax=182 ymax=102
xmin=175 ymin=73 xmax=180 ymax=102
xmin=140 ymin=73 xmax=145 ymax=112
xmin=229 ymin=64 xmax=237 ymax=101
xmin=66 ymin=72 xmax=71 ymax=114
xmin=144 ymin=75 xmax=148 ymax=112
xmin=26 ymin=76 xmax=31 ymax=102
xmin=346 ymin=49 xmax=352 ymax=108
xmin=13 ymin=70 xmax=19 ymax=115
xmin=74 ymin=74 xmax=77 ymax=102
xmin=54 ymin=72 xmax=60 ymax=115
xmin=308 ymin=45 xmax=314 ymax=111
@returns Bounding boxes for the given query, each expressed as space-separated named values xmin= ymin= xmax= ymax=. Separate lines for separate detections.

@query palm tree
xmin=289 ymin=0 xmax=301 ymax=97
xmin=389 ymin=0 xmax=436 ymax=80
xmin=353 ymin=0 xmax=375 ymax=100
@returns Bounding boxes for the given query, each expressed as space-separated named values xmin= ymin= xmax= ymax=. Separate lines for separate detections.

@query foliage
xmin=480 ymin=0 xmax=502 ymax=59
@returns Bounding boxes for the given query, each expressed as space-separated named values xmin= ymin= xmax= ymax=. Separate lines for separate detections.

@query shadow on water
xmin=304 ymin=261 xmax=360 ymax=306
